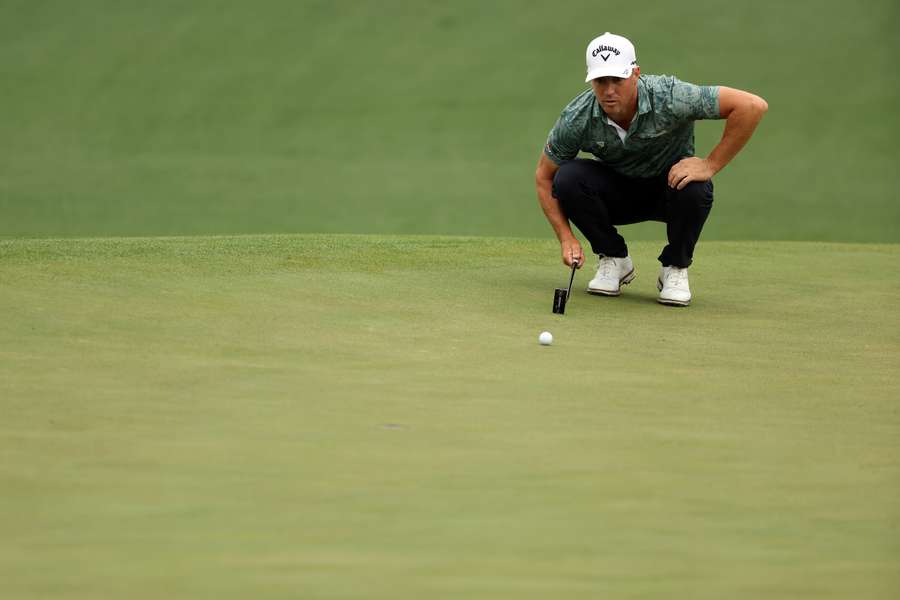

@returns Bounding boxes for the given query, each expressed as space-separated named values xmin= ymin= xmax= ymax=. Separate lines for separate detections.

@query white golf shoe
xmin=587 ymin=255 xmax=635 ymax=296
xmin=657 ymin=266 xmax=691 ymax=306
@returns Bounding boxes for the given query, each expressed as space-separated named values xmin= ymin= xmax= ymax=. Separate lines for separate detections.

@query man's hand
xmin=561 ymin=238 xmax=584 ymax=268
xmin=667 ymin=157 xmax=715 ymax=190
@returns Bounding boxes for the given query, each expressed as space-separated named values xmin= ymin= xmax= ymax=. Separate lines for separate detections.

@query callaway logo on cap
xmin=585 ymin=32 xmax=637 ymax=82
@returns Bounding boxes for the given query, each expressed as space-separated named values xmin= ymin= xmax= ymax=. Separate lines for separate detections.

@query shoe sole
xmin=587 ymin=269 xmax=635 ymax=296
xmin=656 ymin=278 xmax=691 ymax=306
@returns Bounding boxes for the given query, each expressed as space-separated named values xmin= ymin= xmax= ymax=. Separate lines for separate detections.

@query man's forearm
xmin=706 ymin=98 xmax=768 ymax=175
xmin=536 ymin=178 xmax=577 ymax=242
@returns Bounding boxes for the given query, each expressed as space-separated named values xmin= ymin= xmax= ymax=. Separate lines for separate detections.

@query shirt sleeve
xmin=544 ymin=113 xmax=581 ymax=165
xmin=670 ymin=77 xmax=720 ymax=121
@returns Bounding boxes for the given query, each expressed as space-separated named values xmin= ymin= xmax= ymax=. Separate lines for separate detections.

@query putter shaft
xmin=566 ymin=260 xmax=578 ymax=297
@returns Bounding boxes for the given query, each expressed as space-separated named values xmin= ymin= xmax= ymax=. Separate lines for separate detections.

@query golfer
xmin=536 ymin=32 xmax=767 ymax=306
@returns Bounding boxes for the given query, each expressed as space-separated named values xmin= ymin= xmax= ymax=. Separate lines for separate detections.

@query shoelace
xmin=597 ymin=257 xmax=617 ymax=277
xmin=666 ymin=268 xmax=687 ymax=287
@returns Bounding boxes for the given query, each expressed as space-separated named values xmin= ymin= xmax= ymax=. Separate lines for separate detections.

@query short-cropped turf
xmin=2 ymin=234 xmax=898 ymax=599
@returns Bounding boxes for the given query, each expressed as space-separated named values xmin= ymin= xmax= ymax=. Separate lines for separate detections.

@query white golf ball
xmin=539 ymin=331 xmax=553 ymax=346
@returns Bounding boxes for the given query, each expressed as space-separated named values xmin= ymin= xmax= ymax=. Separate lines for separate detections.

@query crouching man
xmin=535 ymin=32 xmax=767 ymax=306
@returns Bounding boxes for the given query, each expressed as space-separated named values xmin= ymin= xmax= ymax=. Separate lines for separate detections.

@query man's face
xmin=590 ymin=67 xmax=641 ymax=122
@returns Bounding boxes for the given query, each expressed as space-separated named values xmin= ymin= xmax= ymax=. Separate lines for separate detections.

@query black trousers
xmin=552 ymin=159 xmax=714 ymax=268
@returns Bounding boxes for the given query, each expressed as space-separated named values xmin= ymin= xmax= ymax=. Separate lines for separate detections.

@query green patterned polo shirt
xmin=544 ymin=74 xmax=720 ymax=178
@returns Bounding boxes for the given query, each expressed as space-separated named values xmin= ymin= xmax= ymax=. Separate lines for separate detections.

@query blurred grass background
xmin=1 ymin=0 xmax=898 ymax=240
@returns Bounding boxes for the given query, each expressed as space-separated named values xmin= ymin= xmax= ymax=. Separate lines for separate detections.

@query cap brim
xmin=585 ymin=66 xmax=633 ymax=82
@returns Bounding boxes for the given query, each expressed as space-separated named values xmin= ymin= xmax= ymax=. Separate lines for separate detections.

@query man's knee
xmin=672 ymin=180 xmax=714 ymax=211
xmin=552 ymin=161 xmax=584 ymax=204
xmin=552 ymin=160 xmax=610 ymax=207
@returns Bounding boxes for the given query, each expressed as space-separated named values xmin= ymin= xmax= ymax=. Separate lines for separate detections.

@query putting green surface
xmin=1 ymin=235 xmax=898 ymax=598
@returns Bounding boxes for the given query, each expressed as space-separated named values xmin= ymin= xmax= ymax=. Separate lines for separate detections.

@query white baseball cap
xmin=585 ymin=32 xmax=637 ymax=82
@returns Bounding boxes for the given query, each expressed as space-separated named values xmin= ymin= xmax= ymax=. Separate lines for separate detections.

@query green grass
xmin=2 ymin=0 xmax=899 ymax=241
xmin=3 ymin=1 xmax=897 ymax=595
xmin=2 ymin=234 xmax=898 ymax=598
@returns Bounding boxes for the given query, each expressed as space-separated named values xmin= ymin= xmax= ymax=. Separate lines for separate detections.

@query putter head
xmin=552 ymin=288 xmax=568 ymax=314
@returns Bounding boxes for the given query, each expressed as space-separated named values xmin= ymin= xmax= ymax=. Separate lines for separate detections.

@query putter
xmin=552 ymin=259 xmax=579 ymax=314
